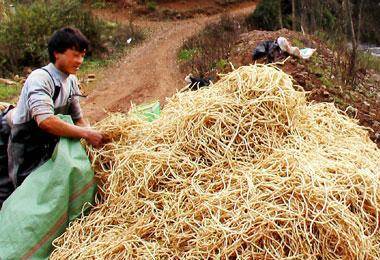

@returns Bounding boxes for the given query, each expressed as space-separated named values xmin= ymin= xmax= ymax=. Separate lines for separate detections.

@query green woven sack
xmin=0 ymin=115 xmax=96 ymax=259
xmin=131 ymin=101 xmax=160 ymax=122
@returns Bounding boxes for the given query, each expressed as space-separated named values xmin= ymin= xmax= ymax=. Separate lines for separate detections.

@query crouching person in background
xmin=0 ymin=27 xmax=104 ymax=209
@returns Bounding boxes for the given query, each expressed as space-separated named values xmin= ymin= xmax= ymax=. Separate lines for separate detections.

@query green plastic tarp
xmin=0 ymin=115 xmax=96 ymax=259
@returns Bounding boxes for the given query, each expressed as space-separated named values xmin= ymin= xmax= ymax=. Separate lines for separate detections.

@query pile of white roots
xmin=51 ymin=64 xmax=380 ymax=259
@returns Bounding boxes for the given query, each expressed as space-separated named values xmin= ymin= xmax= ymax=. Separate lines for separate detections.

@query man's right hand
xmin=39 ymin=116 xmax=105 ymax=148
xmin=84 ymin=129 xmax=104 ymax=148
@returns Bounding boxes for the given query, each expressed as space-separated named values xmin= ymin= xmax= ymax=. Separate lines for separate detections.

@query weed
xmin=91 ymin=1 xmax=109 ymax=9
xmin=179 ymin=14 xmax=243 ymax=78
xmin=216 ymin=59 xmax=229 ymax=70
xmin=245 ymin=0 xmax=280 ymax=30
xmin=357 ymin=52 xmax=380 ymax=73
xmin=0 ymin=0 xmax=144 ymax=77
xmin=333 ymin=96 xmax=346 ymax=107
xmin=178 ymin=49 xmax=197 ymax=61
xmin=147 ymin=1 xmax=157 ymax=11
xmin=0 ymin=82 xmax=22 ymax=102
xmin=292 ymin=38 xmax=305 ymax=49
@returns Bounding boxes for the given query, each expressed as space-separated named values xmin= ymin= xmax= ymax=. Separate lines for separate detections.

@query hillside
xmin=228 ymin=29 xmax=380 ymax=147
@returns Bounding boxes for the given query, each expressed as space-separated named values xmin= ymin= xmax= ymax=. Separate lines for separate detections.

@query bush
xmin=357 ymin=52 xmax=380 ymax=73
xmin=0 ymin=82 xmax=22 ymax=102
xmin=179 ymin=14 xmax=243 ymax=77
xmin=245 ymin=0 xmax=281 ymax=30
xmin=178 ymin=48 xmax=197 ymax=61
xmin=0 ymin=0 xmax=143 ymax=77
xmin=0 ymin=0 xmax=102 ymax=76
xmin=146 ymin=1 xmax=157 ymax=11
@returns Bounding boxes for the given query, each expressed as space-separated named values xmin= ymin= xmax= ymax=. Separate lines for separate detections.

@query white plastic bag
xmin=277 ymin=37 xmax=316 ymax=59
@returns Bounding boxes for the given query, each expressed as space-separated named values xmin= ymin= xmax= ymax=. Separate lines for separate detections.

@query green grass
xmin=178 ymin=48 xmax=197 ymax=62
xmin=147 ymin=1 xmax=157 ymax=11
xmin=309 ymin=55 xmax=334 ymax=89
xmin=78 ymin=25 xmax=146 ymax=77
xmin=0 ymin=82 xmax=22 ymax=102
xmin=91 ymin=0 xmax=110 ymax=9
xmin=333 ymin=96 xmax=346 ymax=107
xmin=77 ymin=53 xmax=123 ymax=94
xmin=0 ymin=51 xmax=125 ymax=103
xmin=216 ymin=59 xmax=229 ymax=70
xmin=292 ymin=38 xmax=305 ymax=48
xmin=78 ymin=58 xmax=110 ymax=76
xmin=357 ymin=52 xmax=380 ymax=73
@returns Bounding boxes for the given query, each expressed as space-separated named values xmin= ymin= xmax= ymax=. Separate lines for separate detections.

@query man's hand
xmin=39 ymin=115 xmax=105 ymax=147
xmin=84 ymin=129 xmax=103 ymax=148
xmin=75 ymin=117 xmax=90 ymax=128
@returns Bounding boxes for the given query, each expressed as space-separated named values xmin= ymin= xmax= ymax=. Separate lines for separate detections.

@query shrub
xmin=146 ymin=1 xmax=157 ymax=11
xmin=245 ymin=0 xmax=281 ymax=30
xmin=0 ymin=0 xmax=143 ymax=77
xmin=179 ymin=14 xmax=243 ymax=77
xmin=0 ymin=82 xmax=22 ymax=102
xmin=216 ymin=59 xmax=228 ymax=70
xmin=357 ymin=52 xmax=380 ymax=73
xmin=0 ymin=0 xmax=102 ymax=76
xmin=178 ymin=48 xmax=197 ymax=61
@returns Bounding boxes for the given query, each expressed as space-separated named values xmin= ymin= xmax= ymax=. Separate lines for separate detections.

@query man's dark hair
xmin=48 ymin=27 xmax=90 ymax=63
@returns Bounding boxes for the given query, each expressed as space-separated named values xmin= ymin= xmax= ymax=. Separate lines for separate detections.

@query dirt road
xmin=82 ymin=2 xmax=257 ymax=122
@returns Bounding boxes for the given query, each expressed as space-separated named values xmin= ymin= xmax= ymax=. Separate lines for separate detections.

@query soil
xmin=84 ymin=1 xmax=380 ymax=148
xmin=132 ymin=0 xmax=255 ymax=20
xmin=229 ymin=28 xmax=380 ymax=147
xmin=82 ymin=1 xmax=258 ymax=122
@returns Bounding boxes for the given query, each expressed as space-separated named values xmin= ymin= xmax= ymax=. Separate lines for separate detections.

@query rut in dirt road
xmin=82 ymin=3 xmax=257 ymax=122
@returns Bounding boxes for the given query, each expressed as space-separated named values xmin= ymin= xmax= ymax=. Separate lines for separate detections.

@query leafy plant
xmin=0 ymin=0 xmax=144 ymax=77
xmin=146 ymin=1 xmax=157 ymax=11
xmin=0 ymin=82 xmax=22 ymax=102
xmin=245 ymin=0 xmax=281 ymax=30
xmin=216 ymin=59 xmax=228 ymax=70
xmin=178 ymin=49 xmax=197 ymax=61
xmin=179 ymin=14 xmax=242 ymax=78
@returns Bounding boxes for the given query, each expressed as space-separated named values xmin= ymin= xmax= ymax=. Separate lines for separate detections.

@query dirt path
xmin=82 ymin=2 xmax=257 ymax=122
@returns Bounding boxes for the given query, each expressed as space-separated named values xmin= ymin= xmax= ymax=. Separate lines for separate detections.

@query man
xmin=0 ymin=27 xmax=103 ymax=208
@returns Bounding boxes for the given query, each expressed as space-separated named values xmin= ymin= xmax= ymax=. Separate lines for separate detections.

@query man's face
xmin=54 ymin=48 xmax=86 ymax=75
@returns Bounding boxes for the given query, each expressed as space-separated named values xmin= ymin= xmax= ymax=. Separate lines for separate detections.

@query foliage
xmin=90 ymin=0 xmax=109 ymax=8
xmin=0 ymin=82 xmax=22 ymax=102
xmin=245 ymin=0 xmax=281 ymax=30
xmin=357 ymin=52 xmax=380 ymax=73
xmin=215 ymin=0 xmax=246 ymax=5
xmin=178 ymin=49 xmax=197 ymax=61
xmin=146 ymin=1 xmax=157 ymax=11
xmin=0 ymin=0 xmax=144 ymax=77
xmin=180 ymin=15 xmax=243 ymax=78
xmin=246 ymin=0 xmax=380 ymax=87
xmin=216 ymin=59 xmax=228 ymax=70
xmin=246 ymin=0 xmax=379 ymax=46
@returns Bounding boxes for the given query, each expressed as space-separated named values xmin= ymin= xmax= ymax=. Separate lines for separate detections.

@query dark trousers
xmin=0 ymin=112 xmax=13 ymax=209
